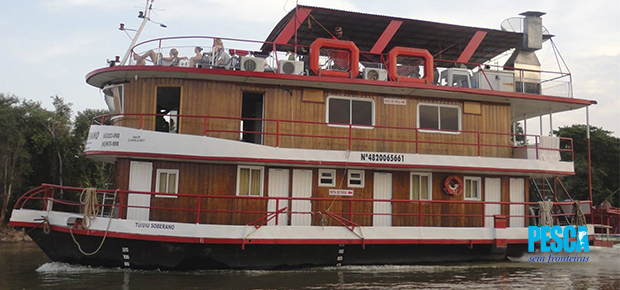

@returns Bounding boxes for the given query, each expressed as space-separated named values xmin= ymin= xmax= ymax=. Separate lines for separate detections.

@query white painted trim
xmin=326 ymin=95 xmax=375 ymax=128
xmin=236 ymin=165 xmax=264 ymax=196
xmin=155 ymin=169 xmax=179 ymax=198
xmin=417 ymin=103 xmax=462 ymax=134
xmin=318 ymin=169 xmax=336 ymax=187
xmin=410 ymin=172 xmax=432 ymax=200
xmin=463 ymin=176 xmax=482 ymax=201
xmin=84 ymin=125 xmax=575 ymax=175
xmin=12 ymin=209 xmax=594 ymax=242
xmin=347 ymin=169 xmax=365 ymax=188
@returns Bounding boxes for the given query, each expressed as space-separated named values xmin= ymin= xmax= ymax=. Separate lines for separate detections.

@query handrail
xmin=92 ymin=113 xmax=574 ymax=161
xmin=124 ymin=35 xmax=572 ymax=98
xmin=16 ymin=184 xmax=592 ymax=228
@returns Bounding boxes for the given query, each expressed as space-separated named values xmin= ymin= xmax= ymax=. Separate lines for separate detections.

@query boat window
xmin=237 ymin=166 xmax=264 ymax=196
xmin=156 ymin=87 xmax=181 ymax=133
xmin=347 ymin=170 xmax=365 ymax=188
xmin=464 ymin=176 xmax=481 ymax=200
xmin=417 ymin=104 xmax=461 ymax=133
xmin=327 ymin=96 xmax=374 ymax=127
xmin=318 ymin=169 xmax=336 ymax=187
xmin=155 ymin=169 xmax=179 ymax=198
xmin=410 ymin=173 xmax=432 ymax=200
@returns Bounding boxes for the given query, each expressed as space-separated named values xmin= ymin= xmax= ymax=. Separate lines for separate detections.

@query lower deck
xmin=114 ymin=158 xmax=534 ymax=228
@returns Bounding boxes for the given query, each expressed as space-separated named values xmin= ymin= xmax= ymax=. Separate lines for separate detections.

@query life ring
xmin=444 ymin=176 xmax=463 ymax=195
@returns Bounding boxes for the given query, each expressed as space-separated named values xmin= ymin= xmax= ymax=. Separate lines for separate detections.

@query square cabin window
xmin=155 ymin=169 xmax=179 ymax=198
xmin=319 ymin=169 xmax=336 ymax=187
xmin=464 ymin=177 xmax=481 ymax=200
xmin=327 ymin=96 xmax=374 ymax=126
xmin=237 ymin=166 xmax=264 ymax=196
xmin=410 ymin=173 xmax=432 ymax=200
xmin=347 ymin=170 xmax=365 ymax=188
xmin=418 ymin=104 xmax=461 ymax=133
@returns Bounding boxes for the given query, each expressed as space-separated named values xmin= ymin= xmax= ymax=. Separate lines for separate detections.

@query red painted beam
xmin=370 ymin=20 xmax=403 ymax=54
xmin=274 ymin=8 xmax=312 ymax=45
xmin=456 ymin=30 xmax=487 ymax=64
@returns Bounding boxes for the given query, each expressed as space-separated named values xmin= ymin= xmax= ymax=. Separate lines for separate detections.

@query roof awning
xmin=262 ymin=6 xmax=553 ymax=65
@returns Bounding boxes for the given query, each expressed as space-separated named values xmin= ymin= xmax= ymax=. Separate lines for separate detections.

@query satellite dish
xmin=500 ymin=17 xmax=551 ymax=40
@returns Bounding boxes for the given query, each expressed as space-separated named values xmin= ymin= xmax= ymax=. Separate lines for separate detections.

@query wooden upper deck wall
xmin=117 ymin=78 xmax=512 ymax=158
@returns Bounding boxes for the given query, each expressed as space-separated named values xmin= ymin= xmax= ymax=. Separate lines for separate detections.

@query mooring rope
xmin=70 ymin=189 xmax=118 ymax=256
xmin=538 ymin=201 xmax=553 ymax=226
xmin=572 ymin=200 xmax=587 ymax=226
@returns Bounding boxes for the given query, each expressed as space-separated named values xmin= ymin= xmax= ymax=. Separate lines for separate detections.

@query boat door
xmin=127 ymin=161 xmax=153 ymax=220
xmin=509 ymin=178 xmax=525 ymax=227
xmin=484 ymin=178 xmax=501 ymax=227
xmin=291 ymin=170 xmax=312 ymax=226
xmin=267 ymin=169 xmax=290 ymax=226
xmin=373 ymin=172 xmax=393 ymax=227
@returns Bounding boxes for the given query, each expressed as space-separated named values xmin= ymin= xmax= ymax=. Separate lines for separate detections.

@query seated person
xmin=189 ymin=46 xmax=205 ymax=67
xmin=134 ymin=48 xmax=187 ymax=66
xmin=210 ymin=38 xmax=231 ymax=67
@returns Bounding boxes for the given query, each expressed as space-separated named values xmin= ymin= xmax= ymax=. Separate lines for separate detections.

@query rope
xmin=538 ymin=201 xmax=553 ymax=226
xmin=70 ymin=189 xmax=118 ymax=256
xmin=572 ymin=200 xmax=587 ymax=226
xmin=79 ymin=188 xmax=100 ymax=229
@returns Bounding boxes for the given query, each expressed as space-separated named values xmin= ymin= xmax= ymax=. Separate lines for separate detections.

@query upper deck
xmin=83 ymin=6 xmax=595 ymax=175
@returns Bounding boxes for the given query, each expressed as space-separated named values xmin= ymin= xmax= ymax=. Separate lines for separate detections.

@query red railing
xmin=92 ymin=113 xmax=574 ymax=161
xmin=125 ymin=36 xmax=572 ymax=98
xmin=14 ymin=184 xmax=591 ymax=227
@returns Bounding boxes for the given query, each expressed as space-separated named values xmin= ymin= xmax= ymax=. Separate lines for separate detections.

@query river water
xmin=1 ymin=242 xmax=619 ymax=290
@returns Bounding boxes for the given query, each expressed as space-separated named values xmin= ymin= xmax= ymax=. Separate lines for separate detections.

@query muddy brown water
xmin=1 ymin=242 xmax=619 ymax=290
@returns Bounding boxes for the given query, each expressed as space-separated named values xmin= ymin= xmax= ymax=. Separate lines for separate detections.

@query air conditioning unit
xmin=240 ymin=56 xmax=265 ymax=72
xmin=278 ymin=60 xmax=304 ymax=75
xmin=363 ymin=68 xmax=388 ymax=81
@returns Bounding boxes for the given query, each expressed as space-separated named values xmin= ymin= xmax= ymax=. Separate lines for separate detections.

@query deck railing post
xmin=535 ymin=135 xmax=539 ymax=160
xmin=418 ymin=201 xmax=422 ymax=226
xmin=196 ymin=196 xmax=201 ymax=224
xmin=348 ymin=124 xmax=352 ymax=151
xmin=140 ymin=114 xmax=144 ymax=130
xmin=203 ymin=117 xmax=208 ymax=136
xmin=275 ymin=198 xmax=279 ymax=226
xmin=102 ymin=115 xmax=106 ymax=125
xmin=276 ymin=120 xmax=280 ymax=147
xmin=415 ymin=129 xmax=419 ymax=153
xmin=118 ymin=191 xmax=124 ymax=219
xmin=477 ymin=132 xmax=481 ymax=156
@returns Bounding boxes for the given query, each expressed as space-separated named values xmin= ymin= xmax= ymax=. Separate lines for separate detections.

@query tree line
xmin=0 ymin=93 xmax=113 ymax=226
xmin=0 ymin=93 xmax=618 ymax=226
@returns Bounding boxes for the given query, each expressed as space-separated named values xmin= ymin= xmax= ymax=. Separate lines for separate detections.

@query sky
xmin=1 ymin=0 xmax=619 ymax=137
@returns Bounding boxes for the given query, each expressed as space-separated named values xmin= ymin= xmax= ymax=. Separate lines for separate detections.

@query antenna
xmin=119 ymin=0 xmax=167 ymax=65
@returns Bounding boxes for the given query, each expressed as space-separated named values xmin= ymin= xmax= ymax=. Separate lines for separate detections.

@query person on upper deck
xmin=189 ymin=46 xmax=205 ymax=67
xmin=210 ymin=38 xmax=230 ymax=67
xmin=133 ymin=48 xmax=187 ymax=66
xmin=333 ymin=26 xmax=349 ymax=41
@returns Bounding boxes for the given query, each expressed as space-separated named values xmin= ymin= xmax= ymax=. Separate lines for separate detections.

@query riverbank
xmin=0 ymin=227 xmax=32 ymax=243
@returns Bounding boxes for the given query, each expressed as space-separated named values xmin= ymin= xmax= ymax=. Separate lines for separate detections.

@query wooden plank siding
xmin=115 ymin=159 xmax=529 ymax=228
xmin=117 ymin=78 xmax=512 ymax=158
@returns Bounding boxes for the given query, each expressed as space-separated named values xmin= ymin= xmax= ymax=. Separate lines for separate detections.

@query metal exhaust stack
xmin=504 ymin=11 xmax=546 ymax=94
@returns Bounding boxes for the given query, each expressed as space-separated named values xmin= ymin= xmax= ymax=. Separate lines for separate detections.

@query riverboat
xmin=10 ymin=3 xmax=598 ymax=269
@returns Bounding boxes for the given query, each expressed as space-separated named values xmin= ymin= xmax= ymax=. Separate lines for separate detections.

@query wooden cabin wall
xmin=119 ymin=79 xmax=512 ymax=158
xmin=115 ymin=158 xmax=529 ymax=228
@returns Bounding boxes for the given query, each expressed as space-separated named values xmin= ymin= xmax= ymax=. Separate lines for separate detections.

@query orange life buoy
xmin=444 ymin=176 xmax=463 ymax=195
xmin=309 ymin=38 xmax=359 ymax=78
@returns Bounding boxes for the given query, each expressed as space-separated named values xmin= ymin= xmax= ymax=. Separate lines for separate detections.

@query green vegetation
xmin=556 ymin=125 xmax=620 ymax=207
xmin=0 ymin=93 xmax=113 ymax=226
